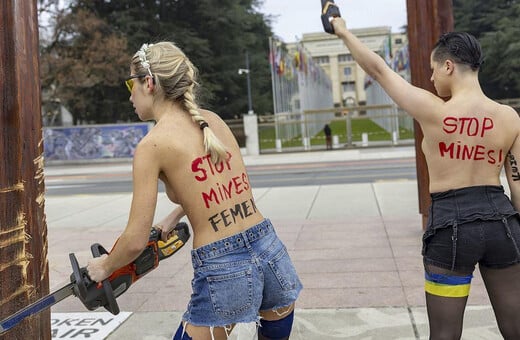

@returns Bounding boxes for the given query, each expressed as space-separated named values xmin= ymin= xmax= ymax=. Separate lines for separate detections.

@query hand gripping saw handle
xmin=0 ymin=222 xmax=190 ymax=335
xmin=321 ymin=0 xmax=341 ymax=34
xmin=70 ymin=222 xmax=191 ymax=314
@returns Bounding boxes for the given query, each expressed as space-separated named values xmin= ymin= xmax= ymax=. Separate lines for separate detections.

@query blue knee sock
xmin=259 ymin=310 xmax=294 ymax=339
xmin=173 ymin=322 xmax=192 ymax=340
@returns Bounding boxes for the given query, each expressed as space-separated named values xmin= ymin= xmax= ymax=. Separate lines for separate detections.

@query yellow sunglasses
xmin=124 ymin=74 xmax=146 ymax=93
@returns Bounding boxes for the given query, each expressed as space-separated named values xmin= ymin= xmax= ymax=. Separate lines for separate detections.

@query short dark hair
xmin=432 ymin=32 xmax=484 ymax=71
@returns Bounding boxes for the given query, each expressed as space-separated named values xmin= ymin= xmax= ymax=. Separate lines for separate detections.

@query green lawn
xmin=259 ymin=117 xmax=414 ymax=150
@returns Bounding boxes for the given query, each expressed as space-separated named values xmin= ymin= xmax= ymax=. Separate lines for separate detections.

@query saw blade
xmin=0 ymin=282 xmax=75 ymax=334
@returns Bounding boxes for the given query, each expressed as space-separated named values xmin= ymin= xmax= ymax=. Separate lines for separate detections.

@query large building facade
xmin=289 ymin=27 xmax=408 ymax=108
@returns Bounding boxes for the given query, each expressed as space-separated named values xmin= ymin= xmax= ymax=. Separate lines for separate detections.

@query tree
xmin=39 ymin=0 xmax=276 ymax=123
xmin=40 ymin=5 xmax=129 ymax=124
xmin=453 ymin=0 xmax=520 ymax=99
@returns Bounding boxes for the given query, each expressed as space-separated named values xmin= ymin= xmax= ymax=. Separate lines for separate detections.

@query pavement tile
xmin=39 ymin=147 xmax=503 ymax=339
xmin=299 ymin=271 xmax=402 ymax=289
xmin=298 ymin=288 xmax=408 ymax=308
xmin=402 ymin=286 xmax=428 ymax=307
xmin=290 ymin=246 xmax=393 ymax=261
xmin=295 ymin=235 xmax=391 ymax=249
xmin=308 ymin=183 xmax=381 ymax=218
xmin=112 ymin=292 xmax=152 ymax=311
xmin=107 ymin=311 xmax=181 ymax=340
xmin=387 ymin=235 xmax=422 ymax=246
xmin=255 ymin=186 xmax=319 ymax=219
xmin=394 ymin=256 xmax=424 ymax=272
xmin=292 ymin=308 xmax=418 ymax=340
xmin=373 ymin=181 xmax=419 ymax=217
xmin=391 ymin=245 xmax=422 ymax=258
xmin=51 ymin=297 xmax=89 ymax=313
xmin=293 ymin=258 xmax=397 ymax=274
xmin=298 ymin=225 xmax=387 ymax=238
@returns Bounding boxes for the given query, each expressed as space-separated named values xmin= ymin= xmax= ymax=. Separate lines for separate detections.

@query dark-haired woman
xmin=331 ymin=14 xmax=520 ymax=339
xmin=86 ymin=42 xmax=302 ymax=340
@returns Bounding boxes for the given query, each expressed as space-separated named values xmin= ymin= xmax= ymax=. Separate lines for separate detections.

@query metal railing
xmin=255 ymin=104 xmax=415 ymax=153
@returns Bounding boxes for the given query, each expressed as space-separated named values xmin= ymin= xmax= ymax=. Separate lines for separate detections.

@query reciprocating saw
xmin=0 ymin=222 xmax=190 ymax=335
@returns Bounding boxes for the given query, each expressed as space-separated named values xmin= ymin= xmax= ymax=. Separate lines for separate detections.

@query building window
xmin=342 ymin=81 xmax=356 ymax=92
xmin=314 ymin=56 xmax=329 ymax=64
xmin=338 ymin=53 xmax=353 ymax=62
xmin=343 ymin=67 xmax=352 ymax=76
xmin=395 ymin=38 xmax=403 ymax=45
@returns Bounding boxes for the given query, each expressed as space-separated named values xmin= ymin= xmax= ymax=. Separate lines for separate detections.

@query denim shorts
xmin=422 ymin=185 xmax=520 ymax=272
xmin=182 ymin=218 xmax=302 ymax=327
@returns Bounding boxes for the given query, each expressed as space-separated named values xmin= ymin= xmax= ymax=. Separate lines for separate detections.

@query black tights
xmin=425 ymin=263 xmax=520 ymax=340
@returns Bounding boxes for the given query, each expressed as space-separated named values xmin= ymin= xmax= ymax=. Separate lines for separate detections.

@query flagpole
xmin=268 ymin=36 xmax=279 ymax=142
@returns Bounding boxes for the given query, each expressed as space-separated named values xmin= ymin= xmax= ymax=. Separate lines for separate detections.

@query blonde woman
xmin=330 ymin=10 xmax=520 ymax=340
xmin=87 ymin=42 xmax=302 ymax=340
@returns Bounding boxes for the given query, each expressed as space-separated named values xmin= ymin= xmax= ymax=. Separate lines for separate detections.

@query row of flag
xmin=268 ymin=36 xmax=334 ymax=143
xmin=268 ymin=37 xmax=331 ymax=89
xmin=365 ymin=39 xmax=410 ymax=89
xmin=379 ymin=35 xmax=410 ymax=73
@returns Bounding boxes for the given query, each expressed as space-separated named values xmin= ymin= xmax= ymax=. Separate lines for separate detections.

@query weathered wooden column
xmin=0 ymin=1 xmax=50 ymax=339
xmin=406 ymin=0 xmax=453 ymax=229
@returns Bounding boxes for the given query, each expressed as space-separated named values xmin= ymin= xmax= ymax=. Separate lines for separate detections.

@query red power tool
xmin=0 ymin=222 xmax=190 ymax=335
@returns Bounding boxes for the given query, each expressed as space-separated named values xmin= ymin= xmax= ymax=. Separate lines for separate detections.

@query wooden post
xmin=406 ymin=0 xmax=454 ymax=229
xmin=0 ymin=1 xmax=50 ymax=339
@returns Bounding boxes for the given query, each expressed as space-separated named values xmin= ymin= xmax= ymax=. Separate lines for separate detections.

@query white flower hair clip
xmin=136 ymin=43 xmax=154 ymax=76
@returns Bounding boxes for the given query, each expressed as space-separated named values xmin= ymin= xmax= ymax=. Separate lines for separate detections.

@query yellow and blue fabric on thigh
xmin=424 ymin=272 xmax=473 ymax=298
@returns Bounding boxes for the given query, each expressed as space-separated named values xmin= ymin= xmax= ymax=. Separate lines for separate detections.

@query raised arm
xmin=331 ymin=17 xmax=443 ymax=122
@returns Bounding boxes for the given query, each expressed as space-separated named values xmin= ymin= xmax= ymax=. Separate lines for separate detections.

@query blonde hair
xmin=131 ymin=42 xmax=227 ymax=164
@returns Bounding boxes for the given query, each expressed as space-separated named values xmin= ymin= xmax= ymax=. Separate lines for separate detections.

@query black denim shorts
xmin=422 ymin=185 xmax=520 ymax=272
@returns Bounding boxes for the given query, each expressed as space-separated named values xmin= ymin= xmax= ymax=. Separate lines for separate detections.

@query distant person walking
xmin=330 ymin=6 xmax=520 ymax=340
xmin=324 ymin=123 xmax=332 ymax=150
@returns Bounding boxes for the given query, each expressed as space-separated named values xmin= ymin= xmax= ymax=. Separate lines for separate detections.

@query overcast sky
xmin=258 ymin=0 xmax=408 ymax=42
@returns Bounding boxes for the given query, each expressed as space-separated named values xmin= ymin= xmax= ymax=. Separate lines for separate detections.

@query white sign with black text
xmin=51 ymin=312 xmax=132 ymax=339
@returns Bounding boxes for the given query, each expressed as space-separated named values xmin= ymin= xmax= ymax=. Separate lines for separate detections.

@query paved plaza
xmin=44 ymin=146 xmax=502 ymax=339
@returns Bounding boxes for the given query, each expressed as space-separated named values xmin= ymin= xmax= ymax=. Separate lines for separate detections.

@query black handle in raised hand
xmin=90 ymin=243 xmax=120 ymax=315
xmin=321 ymin=0 xmax=341 ymax=34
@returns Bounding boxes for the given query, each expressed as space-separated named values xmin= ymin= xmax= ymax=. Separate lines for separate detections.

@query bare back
xmin=140 ymin=109 xmax=263 ymax=248
xmin=330 ymin=23 xmax=520 ymax=197
xmin=419 ymin=97 xmax=519 ymax=193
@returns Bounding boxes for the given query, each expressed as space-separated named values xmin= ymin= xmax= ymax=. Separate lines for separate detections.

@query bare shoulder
xmin=499 ymin=103 xmax=520 ymax=120
xmin=132 ymin=132 xmax=160 ymax=161
xmin=133 ymin=125 xmax=179 ymax=159
xmin=491 ymin=101 xmax=520 ymax=129
xmin=136 ymin=128 xmax=160 ymax=148
xmin=199 ymin=109 xmax=241 ymax=150
xmin=199 ymin=109 xmax=235 ymax=133
xmin=199 ymin=109 xmax=226 ymax=123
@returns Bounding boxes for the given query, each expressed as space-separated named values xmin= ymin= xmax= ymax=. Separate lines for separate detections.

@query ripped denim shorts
xmin=422 ymin=185 xmax=520 ymax=272
xmin=182 ymin=218 xmax=302 ymax=327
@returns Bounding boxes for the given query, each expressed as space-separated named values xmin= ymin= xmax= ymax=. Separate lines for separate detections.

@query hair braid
xmin=184 ymin=85 xmax=227 ymax=164
xmin=134 ymin=42 xmax=228 ymax=164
